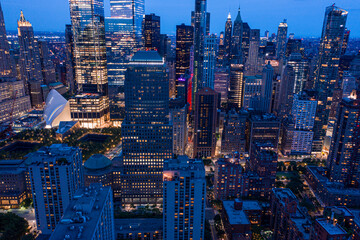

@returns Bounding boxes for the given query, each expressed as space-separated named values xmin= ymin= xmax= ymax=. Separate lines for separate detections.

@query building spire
xmin=234 ymin=6 xmax=242 ymax=23
xmin=227 ymin=12 xmax=231 ymax=20
xmin=19 ymin=10 xmax=26 ymax=22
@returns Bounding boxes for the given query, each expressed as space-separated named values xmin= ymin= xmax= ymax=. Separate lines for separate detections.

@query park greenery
xmin=0 ymin=127 xmax=122 ymax=161
xmin=0 ymin=212 xmax=31 ymax=240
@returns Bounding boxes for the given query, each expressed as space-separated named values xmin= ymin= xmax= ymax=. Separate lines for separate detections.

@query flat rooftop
xmin=49 ymin=185 xmax=112 ymax=240
xmin=115 ymin=218 xmax=162 ymax=234
xmin=222 ymin=200 xmax=263 ymax=225
xmin=316 ymin=219 xmax=347 ymax=236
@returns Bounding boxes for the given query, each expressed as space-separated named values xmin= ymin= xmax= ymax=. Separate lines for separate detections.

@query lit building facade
xmin=193 ymin=87 xmax=219 ymax=158
xmin=0 ymin=79 xmax=31 ymax=124
xmin=313 ymin=5 xmax=348 ymax=152
xmin=0 ymin=2 xmax=14 ymax=78
xmin=243 ymin=75 xmax=262 ymax=110
xmin=49 ymin=184 xmax=115 ymax=240
xmin=143 ymin=14 xmax=160 ymax=51
xmin=69 ymin=0 xmax=110 ymax=128
xmin=275 ymin=19 xmax=288 ymax=60
xmin=228 ymin=63 xmax=244 ymax=108
xmin=214 ymin=68 xmax=229 ymax=104
xmin=203 ymin=34 xmax=217 ymax=89
xmin=163 ymin=156 xmax=206 ymax=240
xmin=328 ymin=93 xmax=360 ymax=188
xmin=121 ymin=51 xmax=173 ymax=205
xmin=221 ymin=109 xmax=248 ymax=155
xmin=27 ymin=144 xmax=83 ymax=235
xmin=169 ymin=99 xmax=188 ymax=156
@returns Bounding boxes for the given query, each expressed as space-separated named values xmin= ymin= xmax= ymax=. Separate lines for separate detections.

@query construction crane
xmin=0 ymin=90 xmax=18 ymax=140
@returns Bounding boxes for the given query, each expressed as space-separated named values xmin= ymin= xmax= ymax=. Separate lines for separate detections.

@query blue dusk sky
xmin=2 ymin=0 xmax=360 ymax=37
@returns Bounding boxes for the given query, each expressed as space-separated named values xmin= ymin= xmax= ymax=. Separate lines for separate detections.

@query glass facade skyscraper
xmin=106 ymin=0 xmax=144 ymax=122
xmin=121 ymin=51 xmax=173 ymax=205
xmin=110 ymin=0 xmax=144 ymax=35
xmin=68 ymin=0 xmax=110 ymax=128
xmin=276 ymin=19 xmax=288 ymax=60
xmin=312 ymin=5 xmax=348 ymax=152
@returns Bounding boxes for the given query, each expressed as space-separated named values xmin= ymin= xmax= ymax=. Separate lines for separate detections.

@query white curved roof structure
xmin=44 ymin=89 xmax=71 ymax=128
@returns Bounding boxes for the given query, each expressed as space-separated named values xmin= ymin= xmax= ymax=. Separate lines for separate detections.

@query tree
xmin=0 ymin=212 xmax=29 ymax=240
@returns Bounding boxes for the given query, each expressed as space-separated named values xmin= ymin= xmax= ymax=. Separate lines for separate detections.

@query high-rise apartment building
xmin=281 ymin=93 xmax=317 ymax=156
xmin=214 ymin=158 xmax=244 ymax=200
xmin=121 ymin=51 xmax=173 ymax=205
xmin=248 ymin=142 xmax=277 ymax=199
xmin=193 ymin=87 xmax=219 ymax=158
xmin=203 ymin=34 xmax=217 ymax=89
xmin=143 ymin=14 xmax=161 ymax=51
xmin=69 ymin=0 xmax=109 ymax=128
xmin=313 ymin=5 xmax=348 ymax=152
xmin=221 ymin=109 xmax=248 ymax=155
xmin=27 ymin=144 xmax=83 ymax=235
xmin=328 ymin=92 xmax=360 ymax=188
xmin=169 ymin=99 xmax=188 ymax=156
xmin=247 ymin=113 xmax=281 ymax=153
xmin=286 ymin=53 xmax=309 ymax=94
xmin=49 ymin=184 xmax=115 ymax=240
xmin=163 ymin=156 xmax=206 ymax=240
xmin=276 ymin=19 xmax=288 ymax=59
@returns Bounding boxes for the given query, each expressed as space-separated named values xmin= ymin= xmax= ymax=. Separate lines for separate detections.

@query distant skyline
xmin=2 ymin=0 xmax=360 ymax=37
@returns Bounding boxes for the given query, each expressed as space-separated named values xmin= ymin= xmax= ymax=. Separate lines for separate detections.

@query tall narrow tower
xmin=312 ymin=5 xmax=348 ymax=152
xmin=192 ymin=0 xmax=207 ymax=107
xmin=0 ymin=3 xmax=13 ymax=78
xmin=275 ymin=19 xmax=288 ymax=60
xmin=68 ymin=0 xmax=110 ymax=128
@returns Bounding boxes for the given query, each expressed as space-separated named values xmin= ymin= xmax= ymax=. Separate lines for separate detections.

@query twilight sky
xmin=2 ymin=0 xmax=360 ymax=37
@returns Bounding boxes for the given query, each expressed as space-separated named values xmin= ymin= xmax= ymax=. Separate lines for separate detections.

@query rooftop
xmin=84 ymin=154 xmax=112 ymax=170
xmin=115 ymin=218 xmax=163 ymax=234
xmin=130 ymin=51 xmax=164 ymax=63
xmin=49 ymin=184 xmax=112 ymax=240
xmin=56 ymin=121 xmax=79 ymax=135
xmin=222 ymin=200 xmax=251 ymax=225
xmin=316 ymin=219 xmax=347 ymax=236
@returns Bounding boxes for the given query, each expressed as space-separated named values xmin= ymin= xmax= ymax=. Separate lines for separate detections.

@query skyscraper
xmin=313 ymin=5 xmax=348 ymax=152
xmin=228 ymin=63 xmax=244 ymax=108
xmin=65 ymin=24 xmax=75 ymax=94
xmin=169 ymin=99 xmax=188 ymax=156
xmin=231 ymin=8 xmax=243 ymax=63
xmin=242 ymin=22 xmax=251 ymax=64
xmin=285 ymin=39 xmax=302 ymax=58
xmin=175 ymin=24 xmax=194 ymax=96
xmin=246 ymin=29 xmax=260 ymax=75
xmin=121 ymin=51 xmax=173 ymax=205
xmin=110 ymin=0 xmax=144 ymax=36
xmin=163 ymin=156 xmax=206 ymax=240
xmin=38 ymin=39 xmax=56 ymax=85
xmin=260 ymin=62 xmax=274 ymax=113
xmin=286 ymin=53 xmax=309 ymax=94
xmin=192 ymin=0 xmax=207 ymax=106
xmin=27 ymin=144 xmax=83 ymax=235
xmin=203 ymin=34 xmax=217 ymax=89
xmin=143 ymin=14 xmax=161 ymax=51
xmin=328 ymin=91 xmax=360 ymax=188
xmin=275 ymin=19 xmax=288 ymax=59
xmin=193 ymin=87 xmax=219 ymax=158
xmin=68 ymin=0 xmax=110 ymax=128
xmin=0 ymin=2 xmax=14 ymax=78
xmin=17 ymin=11 xmax=44 ymax=107
xmin=224 ymin=13 xmax=232 ymax=61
